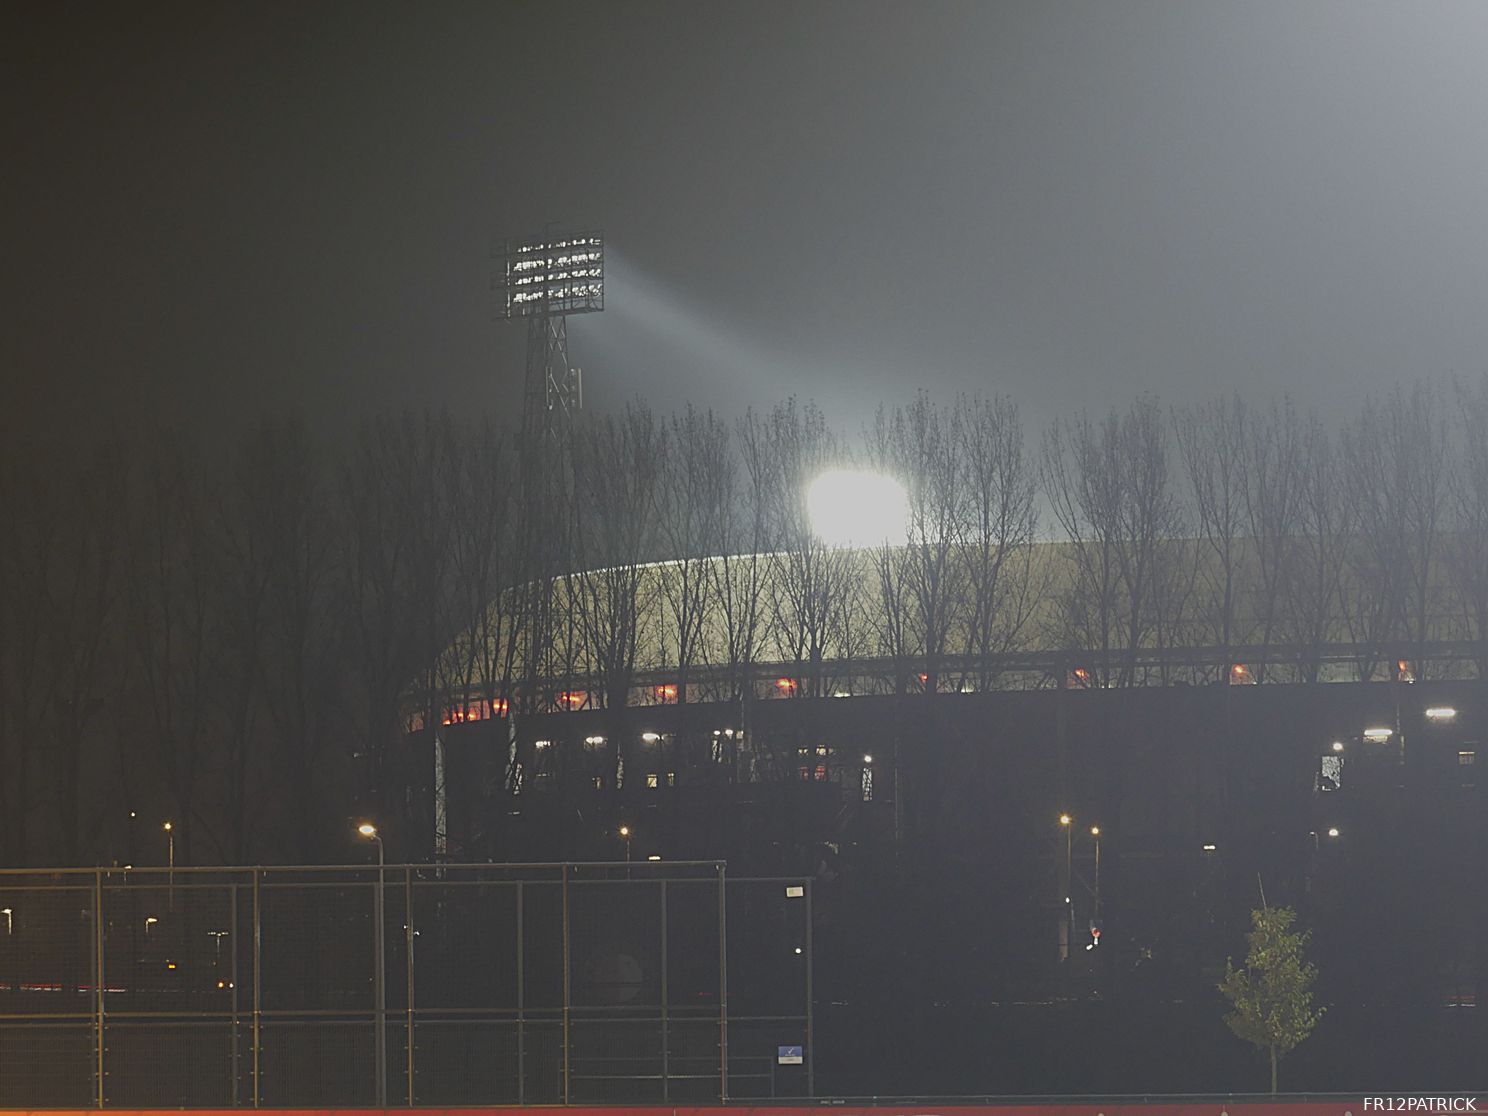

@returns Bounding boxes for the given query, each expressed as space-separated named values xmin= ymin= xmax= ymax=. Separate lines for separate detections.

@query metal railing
xmin=0 ymin=862 xmax=812 ymax=1107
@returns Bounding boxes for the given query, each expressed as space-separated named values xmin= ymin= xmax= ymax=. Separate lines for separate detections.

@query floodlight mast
xmin=495 ymin=228 xmax=604 ymax=448
xmin=495 ymin=228 xmax=604 ymax=723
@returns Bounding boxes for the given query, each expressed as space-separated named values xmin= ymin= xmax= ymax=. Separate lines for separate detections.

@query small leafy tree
xmin=1219 ymin=905 xmax=1325 ymax=1093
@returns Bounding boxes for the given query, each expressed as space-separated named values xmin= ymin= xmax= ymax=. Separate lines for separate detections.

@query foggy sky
xmin=9 ymin=0 xmax=1488 ymax=444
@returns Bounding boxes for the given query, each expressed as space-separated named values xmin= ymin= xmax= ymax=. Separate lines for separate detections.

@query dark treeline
xmin=2 ymin=376 xmax=1487 ymax=868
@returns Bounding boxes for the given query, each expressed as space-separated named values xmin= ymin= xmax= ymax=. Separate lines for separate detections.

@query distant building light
xmin=1425 ymin=707 xmax=1458 ymax=721
xmin=1201 ymin=843 xmax=1216 ymax=852
xmin=1327 ymin=827 xmax=1340 ymax=838
xmin=641 ymin=732 xmax=661 ymax=743
xmin=1331 ymin=741 xmax=1345 ymax=752
xmin=1363 ymin=727 xmax=1393 ymax=740
xmin=785 ymin=885 xmax=805 ymax=898
xmin=584 ymin=735 xmax=605 ymax=745
xmin=1459 ymin=751 xmax=1476 ymax=766
xmin=775 ymin=677 xmax=797 ymax=693
xmin=534 ymin=739 xmax=552 ymax=750
xmin=862 ymin=754 xmax=873 ymax=764
xmin=647 ymin=855 xmax=662 ymax=861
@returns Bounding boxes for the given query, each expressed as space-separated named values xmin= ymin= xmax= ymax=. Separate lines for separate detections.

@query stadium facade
xmin=401 ymin=538 xmax=1486 ymax=1090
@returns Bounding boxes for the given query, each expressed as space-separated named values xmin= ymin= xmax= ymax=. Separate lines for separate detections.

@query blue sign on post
xmin=777 ymin=1044 xmax=804 ymax=1065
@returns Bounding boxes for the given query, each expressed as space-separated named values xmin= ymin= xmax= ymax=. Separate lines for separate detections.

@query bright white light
xmin=1363 ymin=726 xmax=1393 ymax=740
xmin=641 ymin=732 xmax=661 ymax=743
xmin=1327 ymin=827 xmax=1340 ymax=838
xmin=584 ymin=735 xmax=605 ymax=745
xmin=1425 ymin=707 xmax=1458 ymax=721
xmin=1331 ymin=741 xmax=1345 ymax=752
xmin=806 ymin=470 xmax=909 ymax=548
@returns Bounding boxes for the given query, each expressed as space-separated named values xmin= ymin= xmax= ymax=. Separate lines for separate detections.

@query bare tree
xmin=340 ymin=411 xmax=458 ymax=852
xmin=253 ymin=422 xmax=344 ymax=862
xmin=759 ymin=399 xmax=856 ymax=698
xmin=1176 ymin=396 xmax=1249 ymax=679
xmin=121 ymin=431 xmax=216 ymax=866
xmin=1240 ymin=398 xmax=1305 ymax=681
xmin=1338 ymin=385 xmax=1448 ymax=679
xmin=1278 ymin=414 xmax=1349 ymax=683
xmin=1445 ymin=374 xmax=1488 ymax=678
xmin=1043 ymin=400 xmax=1181 ymax=686
xmin=714 ymin=408 xmax=774 ymax=701
xmin=957 ymin=394 xmax=1040 ymax=690
xmin=655 ymin=406 xmax=728 ymax=704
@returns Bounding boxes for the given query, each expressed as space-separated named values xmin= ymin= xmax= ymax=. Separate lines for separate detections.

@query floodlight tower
xmin=495 ymin=229 xmax=605 ymax=448
xmin=495 ymin=229 xmax=605 ymax=721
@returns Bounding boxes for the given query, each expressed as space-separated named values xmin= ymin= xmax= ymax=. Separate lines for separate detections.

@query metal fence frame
xmin=0 ymin=862 xmax=812 ymax=1108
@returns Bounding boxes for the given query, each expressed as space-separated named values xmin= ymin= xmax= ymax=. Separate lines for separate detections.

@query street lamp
xmin=357 ymin=823 xmax=387 ymax=1107
xmin=1057 ymin=814 xmax=1073 ymax=961
xmin=163 ymin=822 xmax=175 ymax=908
xmin=1090 ymin=826 xmax=1101 ymax=919
xmin=618 ymin=824 xmax=632 ymax=862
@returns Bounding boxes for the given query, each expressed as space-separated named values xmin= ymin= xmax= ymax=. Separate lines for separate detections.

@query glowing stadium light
xmin=805 ymin=470 xmax=909 ymax=548
xmin=495 ymin=231 xmax=604 ymax=318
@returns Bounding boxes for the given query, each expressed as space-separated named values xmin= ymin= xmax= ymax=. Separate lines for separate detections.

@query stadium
xmin=409 ymin=458 xmax=1487 ymax=1092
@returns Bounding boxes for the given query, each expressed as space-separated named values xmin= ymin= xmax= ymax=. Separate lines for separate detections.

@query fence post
xmin=717 ymin=862 xmax=728 ymax=1102
xmin=251 ymin=867 xmax=261 ymax=1108
xmin=561 ymin=863 xmax=571 ymax=1105
xmin=405 ymin=867 xmax=415 ymax=1106
xmin=93 ymin=869 xmax=105 ymax=1109
xmin=659 ymin=879 xmax=668 ymax=1102
xmin=229 ymin=881 xmax=239 ymax=1103
xmin=516 ymin=880 xmax=525 ymax=1105
xmin=805 ymin=876 xmax=814 ymax=1099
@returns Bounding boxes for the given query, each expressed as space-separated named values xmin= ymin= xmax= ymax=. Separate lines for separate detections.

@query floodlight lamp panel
xmin=496 ymin=229 xmax=605 ymax=319
xmin=806 ymin=469 xmax=909 ymax=549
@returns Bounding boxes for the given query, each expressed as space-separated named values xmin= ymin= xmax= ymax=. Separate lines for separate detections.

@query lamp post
xmin=618 ymin=824 xmax=632 ymax=863
xmin=1090 ymin=826 xmax=1101 ymax=920
xmin=1058 ymin=814 xmax=1072 ymax=961
xmin=358 ymin=823 xmax=387 ymax=1107
xmin=163 ymin=821 xmax=175 ymax=909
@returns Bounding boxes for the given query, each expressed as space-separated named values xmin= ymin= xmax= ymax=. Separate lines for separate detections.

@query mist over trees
xmin=2 ymin=376 xmax=1488 ymax=867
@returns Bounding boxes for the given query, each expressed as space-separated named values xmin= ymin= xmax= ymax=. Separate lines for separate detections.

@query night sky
xmin=10 ymin=0 xmax=1488 ymax=445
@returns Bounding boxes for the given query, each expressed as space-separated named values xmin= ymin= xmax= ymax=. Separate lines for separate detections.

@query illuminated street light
xmin=641 ymin=732 xmax=661 ymax=743
xmin=1327 ymin=827 xmax=1340 ymax=838
xmin=1363 ymin=727 xmax=1393 ymax=740
xmin=1425 ymin=707 xmax=1458 ymax=722
xmin=1331 ymin=741 xmax=1345 ymax=752
xmin=356 ymin=823 xmax=386 ymax=1107
xmin=163 ymin=821 xmax=175 ymax=909
xmin=863 ymin=754 xmax=873 ymax=765
xmin=806 ymin=469 xmax=909 ymax=548
xmin=1202 ymin=844 xmax=1217 ymax=852
xmin=619 ymin=824 xmax=632 ymax=862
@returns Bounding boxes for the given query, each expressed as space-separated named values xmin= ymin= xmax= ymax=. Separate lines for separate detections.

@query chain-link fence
xmin=0 ymin=862 xmax=812 ymax=1107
